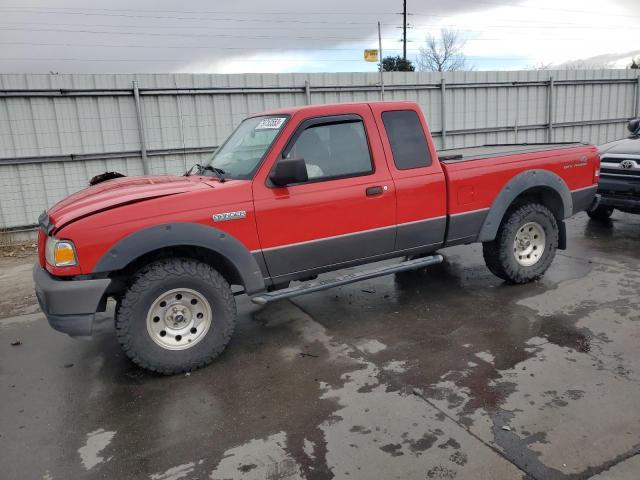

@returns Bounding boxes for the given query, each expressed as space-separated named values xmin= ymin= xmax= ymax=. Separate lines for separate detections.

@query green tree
xmin=382 ymin=55 xmax=415 ymax=72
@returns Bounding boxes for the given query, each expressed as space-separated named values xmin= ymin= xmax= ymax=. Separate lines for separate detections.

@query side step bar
xmin=251 ymin=254 xmax=444 ymax=305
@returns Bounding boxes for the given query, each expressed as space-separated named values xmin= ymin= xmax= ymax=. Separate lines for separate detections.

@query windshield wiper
xmin=184 ymin=164 xmax=226 ymax=182
xmin=201 ymin=165 xmax=226 ymax=182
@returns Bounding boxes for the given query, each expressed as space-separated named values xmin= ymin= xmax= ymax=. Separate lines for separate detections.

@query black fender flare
xmin=477 ymin=169 xmax=572 ymax=244
xmin=93 ymin=223 xmax=265 ymax=294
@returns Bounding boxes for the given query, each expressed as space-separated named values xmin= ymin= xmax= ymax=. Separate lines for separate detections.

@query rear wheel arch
xmin=94 ymin=223 xmax=266 ymax=295
xmin=477 ymin=170 xmax=572 ymax=246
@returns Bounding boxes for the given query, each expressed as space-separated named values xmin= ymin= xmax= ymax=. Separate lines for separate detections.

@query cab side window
xmin=287 ymin=119 xmax=373 ymax=181
xmin=382 ymin=110 xmax=432 ymax=169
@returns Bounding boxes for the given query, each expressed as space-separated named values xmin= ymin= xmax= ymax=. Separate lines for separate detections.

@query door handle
xmin=366 ymin=186 xmax=384 ymax=196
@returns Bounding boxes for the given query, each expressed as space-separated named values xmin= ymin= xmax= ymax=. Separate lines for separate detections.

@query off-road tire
xmin=482 ymin=203 xmax=558 ymax=284
xmin=587 ymin=205 xmax=614 ymax=222
xmin=116 ymin=258 xmax=236 ymax=375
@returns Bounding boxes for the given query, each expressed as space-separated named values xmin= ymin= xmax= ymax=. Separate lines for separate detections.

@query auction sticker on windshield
xmin=256 ymin=117 xmax=287 ymax=130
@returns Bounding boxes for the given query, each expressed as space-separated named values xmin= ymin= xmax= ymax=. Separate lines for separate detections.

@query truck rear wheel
xmin=587 ymin=205 xmax=613 ymax=222
xmin=116 ymin=258 xmax=236 ymax=375
xmin=482 ymin=203 xmax=558 ymax=284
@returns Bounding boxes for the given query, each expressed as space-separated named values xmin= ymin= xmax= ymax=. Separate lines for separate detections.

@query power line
xmin=0 ymin=5 xmax=401 ymax=16
xmin=2 ymin=3 xmax=639 ymax=20
xmin=0 ymin=8 xmax=389 ymax=25
xmin=0 ymin=37 xmax=608 ymax=51
xmin=2 ymin=21 xmax=634 ymax=38
xmin=1 ymin=17 xmax=634 ymax=32
xmin=0 ymin=26 xmax=405 ymax=41
xmin=0 ymin=41 xmax=430 ymax=51
xmin=0 ymin=20 xmax=406 ymax=31
xmin=5 ymin=0 xmax=640 ymax=23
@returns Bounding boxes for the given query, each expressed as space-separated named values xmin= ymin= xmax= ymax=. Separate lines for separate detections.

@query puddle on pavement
xmin=292 ymin=238 xmax=640 ymax=477
xmin=206 ymin=303 xmax=521 ymax=479
xmin=78 ymin=428 xmax=116 ymax=470
xmin=150 ymin=461 xmax=201 ymax=480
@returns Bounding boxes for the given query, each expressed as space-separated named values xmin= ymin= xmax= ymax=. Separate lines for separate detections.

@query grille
xmin=600 ymin=156 xmax=640 ymax=180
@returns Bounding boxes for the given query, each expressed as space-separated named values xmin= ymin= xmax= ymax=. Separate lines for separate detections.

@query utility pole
xmin=402 ymin=0 xmax=407 ymax=61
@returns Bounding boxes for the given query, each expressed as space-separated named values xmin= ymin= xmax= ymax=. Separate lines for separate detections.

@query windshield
xmin=206 ymin=115 xmax=288 ymax=179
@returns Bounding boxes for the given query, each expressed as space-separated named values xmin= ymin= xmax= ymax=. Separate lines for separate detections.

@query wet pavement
xmin=1 ymin=212 xmax=639 ymax=480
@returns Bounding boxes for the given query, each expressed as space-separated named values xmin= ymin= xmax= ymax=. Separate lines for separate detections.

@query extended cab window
xmin=286 ymin=119 xmax=373 ymax=181
xmin=382 ymin=110 xmax=432 ymax=169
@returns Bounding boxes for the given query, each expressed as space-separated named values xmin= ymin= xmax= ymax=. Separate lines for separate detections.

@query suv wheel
xmin=587 ymin=205 xmax=614 ymax=222
xmin=482 ymin=203 xmax=559 ymax=284
xmin=116 ymin=258 xmax=236 ymax=374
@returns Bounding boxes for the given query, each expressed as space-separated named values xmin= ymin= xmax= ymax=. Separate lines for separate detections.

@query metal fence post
xmin=132 ymin=80 xmax=149 ymax=175
xmin=440 ymin=78 xmax=447 ymax=149
xmin=304 ymin=80 xmax=311 ymax=105
xmin=548 ymin=76 xmax=555 ymax=143
xmin=636 ymin=74 xmax=640 ymax=118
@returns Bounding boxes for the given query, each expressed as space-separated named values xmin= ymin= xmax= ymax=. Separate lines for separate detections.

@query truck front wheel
xmin=116 ymin=258 xmax=236 ymax=374
xmin=482 ymin=203 xmax=559 ymax=284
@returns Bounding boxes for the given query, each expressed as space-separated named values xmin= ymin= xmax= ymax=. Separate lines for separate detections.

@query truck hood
xmin=48 ymin=175 xmax=211 ymax=230
xmin=598 ymin=137 xmax=640 ymax=156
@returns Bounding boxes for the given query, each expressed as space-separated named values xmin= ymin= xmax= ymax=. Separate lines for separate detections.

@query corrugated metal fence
xmin=1 ymin=70 xmax=639 ymax=233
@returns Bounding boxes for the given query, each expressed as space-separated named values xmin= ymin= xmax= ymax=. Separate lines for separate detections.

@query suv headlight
xmin=45 ymin=237 xmax=78 ymax=267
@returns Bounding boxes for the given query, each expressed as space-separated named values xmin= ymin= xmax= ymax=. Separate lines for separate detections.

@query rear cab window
xmin=381 ymin=110 xmax=432 ymax=170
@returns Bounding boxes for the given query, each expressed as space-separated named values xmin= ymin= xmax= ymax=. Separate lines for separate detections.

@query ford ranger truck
xmin=588 ymin=118 xmax=640 ymax=221
xmin=34 ymin=101 xmax=600 ymax=374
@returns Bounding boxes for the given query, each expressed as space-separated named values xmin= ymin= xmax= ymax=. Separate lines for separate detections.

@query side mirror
xmin=628 ymin=118 xmax=640 ymax=136
xmin=270 ymin=157 xmax=308 ymax=187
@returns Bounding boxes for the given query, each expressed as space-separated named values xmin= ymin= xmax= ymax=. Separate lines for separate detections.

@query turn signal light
xmin=45 ymin=237 xmax=78 ymax=267
xmin=54 ymin=242 xmax=77 ymax=266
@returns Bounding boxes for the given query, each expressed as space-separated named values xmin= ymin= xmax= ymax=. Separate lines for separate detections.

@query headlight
xmin=45 ymin=237 xmax=78 ymax=267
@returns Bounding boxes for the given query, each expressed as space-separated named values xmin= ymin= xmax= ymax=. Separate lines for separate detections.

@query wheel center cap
xmin=166 ymin=305 xmax=191 ymax=328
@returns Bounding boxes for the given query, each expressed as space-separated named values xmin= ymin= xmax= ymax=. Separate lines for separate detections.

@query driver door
xmin=252 ymin=106 xmax=397 ymax=281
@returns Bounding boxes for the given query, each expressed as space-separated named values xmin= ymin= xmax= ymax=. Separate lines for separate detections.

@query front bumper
xmin=597 ymin=176 xmax=640 ymax=211
xmin=599 ymin=194 xmax=640 ymax=210
xmin=33 ymin=265 xmax=111 ymax=337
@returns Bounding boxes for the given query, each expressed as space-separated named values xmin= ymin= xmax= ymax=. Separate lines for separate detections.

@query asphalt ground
xmin=1 ymin=211 xmax=639 ymax=480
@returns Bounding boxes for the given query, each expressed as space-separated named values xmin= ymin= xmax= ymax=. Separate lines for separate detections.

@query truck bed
xmin=438 ymin=143 xmax=585 ymax=163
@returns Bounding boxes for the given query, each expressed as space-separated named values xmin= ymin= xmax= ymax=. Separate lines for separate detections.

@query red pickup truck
xmin=34 ymin=101 xmax=600 ymax=374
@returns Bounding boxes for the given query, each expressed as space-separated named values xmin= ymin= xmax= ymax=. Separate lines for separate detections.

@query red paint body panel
xmin=40 ymin=101 xmax=599 ymax=280
xmin=47 ymin=180 xmax=258 ymax=276
xmin=48 ymin=175 xmax=211 ymax=230
xmin=442 ymin=147 xmax=600 ymax=215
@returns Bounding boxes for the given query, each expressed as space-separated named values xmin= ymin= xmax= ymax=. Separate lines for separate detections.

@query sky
xmin=0 ymin=0 xmax=638 ymax=73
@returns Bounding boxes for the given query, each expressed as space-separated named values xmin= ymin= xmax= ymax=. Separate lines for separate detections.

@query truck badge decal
xmin=212 ymin=211 xmax=247 ymax=222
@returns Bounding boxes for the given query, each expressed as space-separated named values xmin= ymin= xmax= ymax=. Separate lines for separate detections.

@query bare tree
xmin=526 ymin=62 xmax=553 ymax=71
xmin=528 ymin=59 xmax=612 ymax=70
xmin=560 ymin=59 xmax=611 ymax=70
xmin=416 ymin=29 xmax=470 ymax=72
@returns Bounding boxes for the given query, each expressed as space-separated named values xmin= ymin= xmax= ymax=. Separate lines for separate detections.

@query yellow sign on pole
xmin=364 ymin=49 xmax=379 ymax=62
